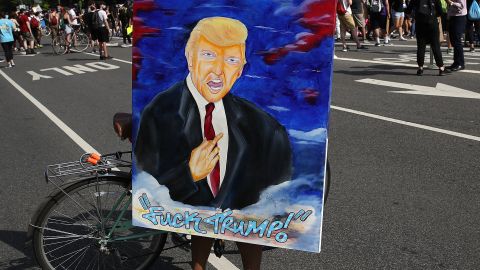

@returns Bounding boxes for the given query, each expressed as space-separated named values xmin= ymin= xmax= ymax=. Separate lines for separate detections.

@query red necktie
xmin=204 ymin=103 xmax=220 ymax=197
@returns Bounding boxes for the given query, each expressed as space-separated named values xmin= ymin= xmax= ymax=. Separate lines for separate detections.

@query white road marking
xmin=331 ymin=105 xmax=480 ymax=142
xmin=207 ymin=251 xmax=241 ymax=270
xmin=356 ymin=78 xmax=480 ymax=99
xmin=335 ymin=57 xmax=480 ymax=74
xmin=82 ymin=52 xmax=133 ymax=64
xmin=0 ymin=69 xmax=98 ymax=153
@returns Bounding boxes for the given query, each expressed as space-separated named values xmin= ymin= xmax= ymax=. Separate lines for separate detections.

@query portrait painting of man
xmin=135 ymin=17 xmax=292 ymax=210
xmin=132 ymin=0 xmax=335 ymax=252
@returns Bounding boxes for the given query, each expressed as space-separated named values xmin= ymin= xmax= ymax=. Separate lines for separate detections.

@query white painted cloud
xmin=288 ymin=128 xmax=327 ymax=143
xmin=267 ymin=106 xmax=290 ymax=112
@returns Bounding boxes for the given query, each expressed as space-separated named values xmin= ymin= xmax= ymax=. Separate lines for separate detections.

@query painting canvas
xmin=132 ymin=0 xmax=335 ymax=252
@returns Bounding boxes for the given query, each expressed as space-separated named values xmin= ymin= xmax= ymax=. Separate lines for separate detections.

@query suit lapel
xmin=178 ymin=81 xmax=203 ymax=150
xmin=212 ymin=94 xmax=247 ymax=208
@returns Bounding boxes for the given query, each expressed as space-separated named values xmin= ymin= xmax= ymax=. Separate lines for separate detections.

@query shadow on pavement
xmin=0 ymin=230 xmax=39 ymax=270
xmin=334 ymin=64 xmax=416 ymax=76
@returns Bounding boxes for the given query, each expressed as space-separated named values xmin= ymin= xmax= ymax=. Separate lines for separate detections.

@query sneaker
xmin=400 ymin=36 xmax=407 ymax=41
xmin=447 ymin=65 xmax=465 ymax=71
xmin=416 ymin=68 xmax=423 ymax=76
xmin=11 ymin=60 xmax=15 ymax=67
xmin=439 ymin=68 xmax=451 ymax=76
xmin=341 ymin=46 xmax=348 ymax=52
xmin=375 ymin=42 xmax=381 ymax=47
xmin=470 ymin=47 xmax=475 ymax=52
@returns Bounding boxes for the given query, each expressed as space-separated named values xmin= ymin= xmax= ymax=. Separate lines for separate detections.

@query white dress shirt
xmin=186 ymin=74 xmax=229 ymax=192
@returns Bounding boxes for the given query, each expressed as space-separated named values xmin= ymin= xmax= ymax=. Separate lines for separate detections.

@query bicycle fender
xmin=25 ymin=171 xmax=131 ymax=247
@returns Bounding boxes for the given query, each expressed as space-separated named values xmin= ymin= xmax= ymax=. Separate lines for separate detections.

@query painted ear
xmin=186 ymin=52 xmax=193 ymax=68
xmin=237 ymin=66 xmax=244 ymax=78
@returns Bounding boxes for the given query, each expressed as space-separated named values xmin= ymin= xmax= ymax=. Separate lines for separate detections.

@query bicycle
xmin=27 ymin=113 xmax=331 ymax=269
xmin=52 ymin=25 xmax=89 ymax=55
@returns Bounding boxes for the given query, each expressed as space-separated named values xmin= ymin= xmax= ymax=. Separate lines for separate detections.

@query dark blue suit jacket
xmin=134 ymin=80 xmax=292 ymax=210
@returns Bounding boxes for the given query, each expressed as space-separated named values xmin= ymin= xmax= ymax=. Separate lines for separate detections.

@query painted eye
xmin=226 ymin=57 xmax=240 ymax=64
xmin=201 ymin=51 xmax=216 ymax=59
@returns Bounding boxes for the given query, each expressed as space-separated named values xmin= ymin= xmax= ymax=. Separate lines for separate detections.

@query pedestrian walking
xmin=352 ymin=0 xmax=368 ymax=42
xmin=407 ymin=0 xmax=450 ymax=75
xmin=18 ymin=9 xmax=35 ymax=55
xmin=118 ymin=4 xmax=132 ymax=47
xmin=338 ymin=0 xmax=368 ymax=51
xmin=84 ymin=1 xmax=99 ymax=53
xmin=9 ymin=12 xmax=21 ymax=52
xmin=0 ymin=12 xmax=16 ymax=68
xmin=49 ymin=8 xmax=59 ymax=41
xmin=390 ymin=0 xmax=408 ymax=40
xmin=446 ymin=0 xmax=467 ymax=71
xmin=31 ymin=12 xmax=42 ymax=48
xmin=368 ymin=0 xmax=392 ymax=45
xmin=465 ymin=0 xmax=480 ymax=52
xmin=93 ymin=1 xmax=112 ymax=60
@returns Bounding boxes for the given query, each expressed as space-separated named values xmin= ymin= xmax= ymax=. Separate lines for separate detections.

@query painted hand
xmin=188 ymin=133 xmax=223 ymax=182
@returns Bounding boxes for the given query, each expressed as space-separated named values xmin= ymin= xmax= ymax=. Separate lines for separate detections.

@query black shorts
xmin=370 ymin=12 xmax=387 ymax=30
xmin=88 ymin=28 xmax=98 ymax=41
xmin=96 ymin=27 xmax=109 ymax=43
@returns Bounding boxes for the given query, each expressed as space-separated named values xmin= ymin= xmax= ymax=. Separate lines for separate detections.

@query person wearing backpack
xmin=49 ymin=8 xmax=59 ymax=41
xmin=31 ymin=12 xmax=42 ymax=48
xmin=445 ymin=0 xmax=467 ymax=71
xmin=369 ymin=0 xmax=392 ymax=45
xmin=406 ymin=0 xmax=450 ymax=75
xmin=84 ymin=1 xmax=99 ymax=53
xmin=18 ymin=9 xmax=35 ymax=55
xmin=465 ymin=0 xmax=480 ymax=52
xmin=337 ymin=0 xmax=368 ymax=51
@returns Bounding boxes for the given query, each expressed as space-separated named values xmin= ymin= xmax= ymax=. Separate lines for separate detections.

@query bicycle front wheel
xmin=73 ymin=32 xmax=90 ymax=52
xmin=52 ymin=35 xmax=66 ymax=55
xmin=32 ymin=177 xmax=167 ymax=270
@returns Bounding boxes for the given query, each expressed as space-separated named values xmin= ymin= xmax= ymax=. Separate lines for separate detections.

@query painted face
xmin=188 ymin=36 xmax=244 ymax=103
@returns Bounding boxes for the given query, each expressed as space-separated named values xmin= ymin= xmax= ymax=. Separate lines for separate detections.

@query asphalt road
xmin=0 ymin=38 xmax=479 ymax=269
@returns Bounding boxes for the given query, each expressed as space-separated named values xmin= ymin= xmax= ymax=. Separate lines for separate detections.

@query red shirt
xmin=18 ymin=14 xmax=30 ymax=33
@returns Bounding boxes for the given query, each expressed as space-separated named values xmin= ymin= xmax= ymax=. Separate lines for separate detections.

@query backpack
xmin=417 ymin=0 xmax=435 ymax=17
xmin=469 ymin=0 xmax=480 ymax=21
xmin=369 ymin=0 xmax=382 ymax=13
xmin=31 ymin=17 xmax=39 ymax=28
xmin=337 ymin=0 xmax=347 ymax=15
xmin=50 ymin=15 xmax=58 ymax=26
xmin=92 ymin=10 xmax=103 ymax=29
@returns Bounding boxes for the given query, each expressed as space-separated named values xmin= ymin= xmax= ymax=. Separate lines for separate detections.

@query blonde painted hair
xmin=185 ymin=17 xmax=248 ymax=63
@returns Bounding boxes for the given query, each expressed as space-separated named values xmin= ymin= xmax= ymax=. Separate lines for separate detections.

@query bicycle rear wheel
xmin=52 ymin=35 xmax=67 ymax=55
xmin=32 ymin=177 xmax=167 ymax=270
xmin=73 ymin=32 xmax=90 ymax=52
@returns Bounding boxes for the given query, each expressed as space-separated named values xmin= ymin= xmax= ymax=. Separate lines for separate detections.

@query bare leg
xmin=236 ymin=242 xmax=263 ymax=270
xmin=191 ymin=236 xmax=215 ymax=270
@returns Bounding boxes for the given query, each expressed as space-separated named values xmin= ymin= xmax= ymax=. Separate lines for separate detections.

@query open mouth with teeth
xmin=207 ymin=79 xmax=223 ymax=93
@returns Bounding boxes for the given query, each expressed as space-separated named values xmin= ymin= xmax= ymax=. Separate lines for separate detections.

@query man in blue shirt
xmin=0 ymin=12 xmax=15 ymax=68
